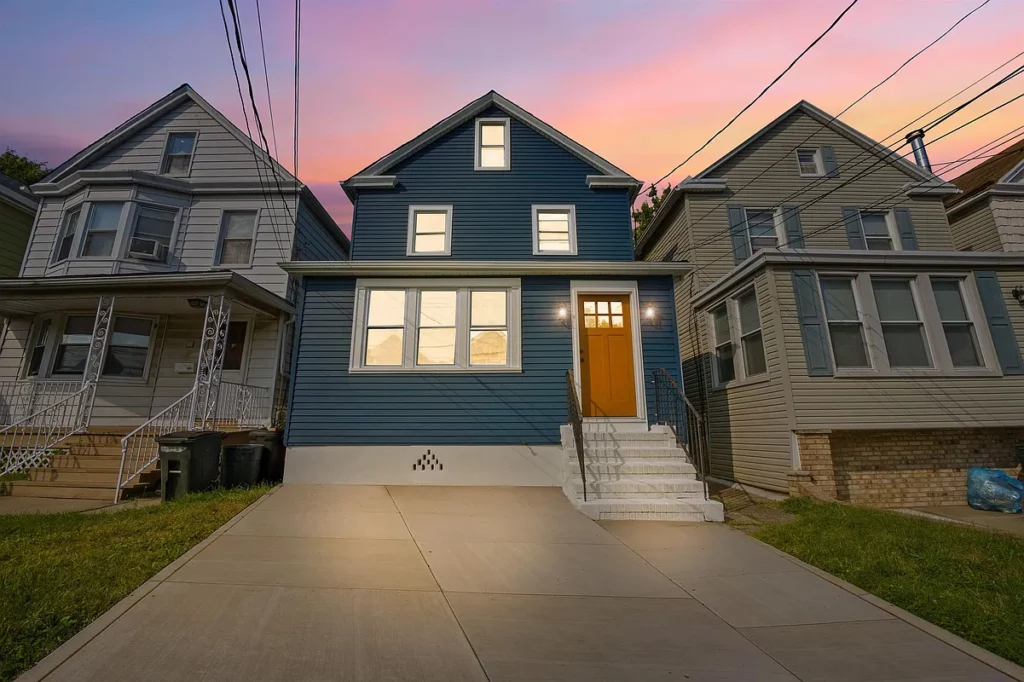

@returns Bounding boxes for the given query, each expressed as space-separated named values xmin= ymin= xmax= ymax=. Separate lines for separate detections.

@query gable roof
xmin=44 ymin=84 xmax=296 ymax=184
xmin=0 ymin=171 xmax=39 ymax=213
xmin=341 ymin=91 xmax=640 ymax=200
xmin=945 ymin=137 xmax=1024 ymax=211
xmin=634 ymin=100 xmax=955 ymax=257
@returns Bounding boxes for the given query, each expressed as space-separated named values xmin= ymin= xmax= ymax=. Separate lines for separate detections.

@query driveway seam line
xmin=385 ymin=485 xmax=492 ymax=682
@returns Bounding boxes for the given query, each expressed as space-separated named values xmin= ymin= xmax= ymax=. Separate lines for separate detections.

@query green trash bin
xmin=222 ymin=445 xmax=265 ymax=489
xmin=158 ymin=431 xmax=225 ymax=501
xmin=249 ymin=429 xmax=284 ymax=483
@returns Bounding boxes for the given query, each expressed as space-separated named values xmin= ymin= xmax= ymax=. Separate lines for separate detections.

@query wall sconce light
xmin=1013 ymin=285 xmax=1024 ymax=306
xmin=557 ymin=303 xmax=569 ymax=322
xmin=645 ymin=303 xmax=657 ymax=321
xmin=187 ymin=298 xmax=207 ymax=309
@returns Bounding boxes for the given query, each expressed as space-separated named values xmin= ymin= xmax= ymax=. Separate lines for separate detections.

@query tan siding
xmin=0 ymin=200 xmax=32 ymax=277
xmin=992 ymin=196 xmax=1024 ymax=251
xmin=948 ymin=198 xmax=1002 ymax=251
xmin=776 ymin=265 xmax=1024 ymax=429
xmin=0 ymin=319 xmax=31 ymax=381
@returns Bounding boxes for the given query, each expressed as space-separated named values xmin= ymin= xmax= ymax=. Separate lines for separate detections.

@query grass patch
xmin=752 ymin=498 xmax=1024 ymax=666
xmin=0 ymin=486 xmax=269 ymax=682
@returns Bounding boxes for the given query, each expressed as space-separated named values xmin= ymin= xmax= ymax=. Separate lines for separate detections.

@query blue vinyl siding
xmin=294 ymin=198 xmax=348 ymax=261
xmin=285 ymin=275 xmax=681 ymax=446
xmin=350 ymin=106 xmax=634 ymax=261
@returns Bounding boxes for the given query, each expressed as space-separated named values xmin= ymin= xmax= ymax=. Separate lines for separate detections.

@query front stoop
xmin=560 ymin=425 xmax=725 ymax=522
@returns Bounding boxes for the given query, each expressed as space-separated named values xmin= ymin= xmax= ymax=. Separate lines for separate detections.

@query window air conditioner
xmin=128 ymin=238 xmax=168 ymax=261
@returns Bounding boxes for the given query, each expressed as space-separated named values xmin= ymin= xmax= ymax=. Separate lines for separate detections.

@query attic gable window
xmin=407 ymin=206 xmax=453 ymax=256
xmin=475 ymin=118 xmax=510 ymax=171
xmin=532 ymin=205 xmax=577 ymax=255
xmin=161 ymin=132 xmax=197 ymax=175
xmin=796 ymin=148 xmax=824 ymax=177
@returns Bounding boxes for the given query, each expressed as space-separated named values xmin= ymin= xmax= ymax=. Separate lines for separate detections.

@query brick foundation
xmin=790 ymin=428 xmax=1024 ymax=508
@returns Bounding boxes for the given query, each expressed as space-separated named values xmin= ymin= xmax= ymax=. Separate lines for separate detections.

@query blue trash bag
xmin=966 ymin=467 xmax=1024 ymax=513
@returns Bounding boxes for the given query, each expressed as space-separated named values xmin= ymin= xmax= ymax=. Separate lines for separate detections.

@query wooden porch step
xmin=5 ymin=480 xmax=122 ymax=500
xmin=25 ymin=468 xmax=158 ymax=485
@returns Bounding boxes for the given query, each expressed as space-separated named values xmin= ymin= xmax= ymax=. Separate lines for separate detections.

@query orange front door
xmin=578 ymin=294 xmax=637 ymax=417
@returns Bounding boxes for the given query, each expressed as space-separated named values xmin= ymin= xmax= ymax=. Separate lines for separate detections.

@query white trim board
xmin=283 ymin=444 xmax=563 ymax=486
xmin=569 ymin=279 xmax=648 ymax=422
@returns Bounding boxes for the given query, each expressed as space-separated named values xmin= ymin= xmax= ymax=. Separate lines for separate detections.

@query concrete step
xmin=582 ymin=431 xmax=676 ymax=444
xmin=574 ymin=498 xmax=725 ymax=522
xmin=569 ymin=459 xmax=696 ymax=476
xmin=571 ymin=477 xmax=706 ymax=498
xmin=578 ymin=446 xmax=688 ymax=459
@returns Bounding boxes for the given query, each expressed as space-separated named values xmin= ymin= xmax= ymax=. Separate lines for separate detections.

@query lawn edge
xmin=742 ymin=530 xmax=1024 ymax=681
xmin=15 ymin=487 xmax=277 ymax=682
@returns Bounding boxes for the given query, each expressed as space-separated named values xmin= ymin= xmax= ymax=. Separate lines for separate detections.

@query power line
xmin=254 ymin=0 xmax=280 ymax=160
xmin=635 ymin=0 xmax=860 ymax=200
xmin=294 ymin=0 xmax=301 ymax=178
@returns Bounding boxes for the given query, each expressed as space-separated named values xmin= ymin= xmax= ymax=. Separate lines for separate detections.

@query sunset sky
xmin=2 ymin=0 xmax=1022 ymax=233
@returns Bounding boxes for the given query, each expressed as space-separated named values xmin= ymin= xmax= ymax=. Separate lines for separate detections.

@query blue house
xmin=283 ymin=92 xmax=721 ymax=521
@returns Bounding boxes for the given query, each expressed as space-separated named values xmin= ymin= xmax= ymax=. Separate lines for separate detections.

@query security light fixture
xmin=557 ymin=304 xmax=568 ymax=320
xmin=645 ymin=304 xmax=657 ymax=321
xmin=188 ymin=298 xmax=207 ymax=309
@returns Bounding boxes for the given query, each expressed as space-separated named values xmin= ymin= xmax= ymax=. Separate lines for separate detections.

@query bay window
xmin=53 ymin=208 xmax=82 ymax=264
xmin=820 ymin=277 xmax=870 ymax=368
xmin=710 ymin=303 xmax=735 ymax=385
xmin=872 ymin=278 xmax=930 ymax=368
xmin=931 ymin=278 xmax=982 ymax=368
xmin=80 ymin=203 xmax=124 ymax=257
xmin=352 ymin=279 xmax=521 ymax=372
xmin=709 ymin=288 xmax=767 ymax=386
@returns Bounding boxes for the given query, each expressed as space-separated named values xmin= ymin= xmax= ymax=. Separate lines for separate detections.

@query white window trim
xmin=858 ymin=209 xmax=903 ymax=251
xmin=159 ymin=130 xmax=200 ymax=177
xmin=743 ymin=207 xmax=783 ymax=254
xmin=121 ymin=202 xmax=183 ymax=264
xmin=817 ymin=273 xmax=872 ymax=371
xmin=707 ymin=287 xmax=770 ymax=389
xmin=406 ymin=205 xmax=453 ymax=257
xmin=213 ymin=208 xmax=262 ymax=269
xmin=50 ymin=200 xmax=86 ymax=265
xmin=350 ymin=278 xmax=522 ymax=373
xmin=474 ymin=117 xmax=511 ymax=171
xmin=569 ymin=280 xmax=648 ymax=423
xmin=817 ymin=272 xmax=1001 ymax=378
xmin=77 ymin=202 xmax=130 ymax=260
xmin=795 ymin=147 xmax=825 ymax=177
xmin=26 ymin=312 xmax=160 ymax=383
xmin=532 ymin=204 xmax=578 ymax=256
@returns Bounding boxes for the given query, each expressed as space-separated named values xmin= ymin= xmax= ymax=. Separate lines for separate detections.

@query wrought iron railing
xmin=216 ymin=382 xmax=271 ymax=429
xmin=0 ymin=381 xmax=82 ymax=427
xmin=566 ymin=369 xmax=587 ymax=502
xmin=115 ymin=388 xmax=197 ymax=501
xmin=0 ymin=386 xmax=89 ymax=476
xmin=652 ymin=368 xmax=709 ymax=500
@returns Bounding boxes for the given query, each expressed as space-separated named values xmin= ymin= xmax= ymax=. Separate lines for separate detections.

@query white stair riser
xmin=570 ymin=462 xmax=697 ymax=476
xmin=575 ymin=448 xmax=689 ymax=459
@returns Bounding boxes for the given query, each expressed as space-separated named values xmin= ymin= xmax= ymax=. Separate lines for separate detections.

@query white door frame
xmin=569 ymin=280 xmax=648 ymax=423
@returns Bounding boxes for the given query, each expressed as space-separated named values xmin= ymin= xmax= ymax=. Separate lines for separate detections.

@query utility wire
xmin=635 ymin=0 xmax=860 ymax=200
xmin=254 ymin=0 xmax=280 ymax=160
xmin=294 ymin=0 xmax=301 ymax=178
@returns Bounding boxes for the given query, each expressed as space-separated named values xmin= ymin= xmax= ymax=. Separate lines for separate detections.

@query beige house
xmin=635 ymin=101 xmax=1024 ymax=507
xmin=945 ymin=137 xmax=1024 ymax=252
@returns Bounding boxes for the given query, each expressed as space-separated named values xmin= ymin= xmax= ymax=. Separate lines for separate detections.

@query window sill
xmin=473 ymin=166 xmax=511 ymax=172
xmin=211 ymin=263 xmax=254 ymax=271
xmin=711 ymin=373 xmax=770 ymax=391
xmin=348 ymin=366 xmax=523 ymax=375
xmin=405 ymin=252 xmax=452 ymax=258
xmin=832 ymin=367 xmax=1001 ymax=379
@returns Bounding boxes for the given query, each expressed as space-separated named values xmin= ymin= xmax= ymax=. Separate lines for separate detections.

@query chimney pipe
xmin=905 ymin=129 xmax=932 ymax=173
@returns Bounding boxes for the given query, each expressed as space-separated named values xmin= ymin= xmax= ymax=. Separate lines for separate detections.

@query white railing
xmin=115 ymin=388 xmax=197 ymax=500
xmin=216 ymin=382 xmax=271 ymax=429
xmin=0 ymin=381 xmax=82 ymax=427
xmin=0 ymin=386 xmax=89 ymax=476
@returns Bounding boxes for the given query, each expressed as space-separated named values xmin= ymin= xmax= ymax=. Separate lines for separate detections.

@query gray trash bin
xmin=158 ymin=431 xmax=225 ymax=501
xmin=222 ymin=444 xmax=265 ymax=489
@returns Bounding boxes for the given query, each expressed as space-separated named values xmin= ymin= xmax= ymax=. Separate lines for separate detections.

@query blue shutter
xmin=821 ymin=146 xmax=839 ymax=178
xmin=893 ymin=208 xmax=918 ymax=250
xmin=781 ymin=206 xmax=805 ymax=249
xmin=791 ymin=270 xmax=834 ymax=376
xmin=842 ymin=208 xmax=866 ymax=250
xmin=727 ymin=205 xmax=750 ymax=264
xmin=974 ymin=271 xmax=1024 ymax=375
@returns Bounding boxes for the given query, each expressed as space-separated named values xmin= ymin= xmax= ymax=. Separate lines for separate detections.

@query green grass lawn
xmin=752 ymin=497 xmax=1024 ymax=666
xmin=0 ymin=486 xmax=269 ymax=682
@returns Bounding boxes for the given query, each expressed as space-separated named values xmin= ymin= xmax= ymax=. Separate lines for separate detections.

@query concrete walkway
xmin=22 ymin=485 xmax=1020 ymax=681
xmin=910 ymin=504 xmax=1024 ymax=539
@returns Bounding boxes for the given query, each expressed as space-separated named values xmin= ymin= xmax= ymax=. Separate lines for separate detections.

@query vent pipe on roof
xmin=905 ymin=129 xmax=932 ymax=173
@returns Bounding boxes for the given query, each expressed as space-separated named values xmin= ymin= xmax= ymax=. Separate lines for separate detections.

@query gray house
xmin=945 ymin=137 xmax=1024 ymax=252
xmin=636 ymin=101 xmax=1024 ymax=508
xmin=0 ymin=84 xmax=347 ymax=501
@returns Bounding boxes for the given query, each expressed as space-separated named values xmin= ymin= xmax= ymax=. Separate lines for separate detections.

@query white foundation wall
xmin=283 ymin=444 xmax=564 ymax=486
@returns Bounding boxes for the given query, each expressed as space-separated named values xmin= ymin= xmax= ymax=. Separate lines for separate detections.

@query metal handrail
xmin=0 ymin=380 xmax=82 ymax=426
xmin=566 ymin=369 xmax=587 ymax=502
xmin=216 ymin=382 xmax=271 ymax=429
xmin=0 ymin=386 xmax=89 ymax=476
xmin=115 ymin=388 xmax=197 ymax=501
xmin=652 ymin=368 xmax=710 ymax=500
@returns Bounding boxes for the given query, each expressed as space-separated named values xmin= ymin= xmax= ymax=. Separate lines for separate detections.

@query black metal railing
xmin=566 ymin=369 xmax=587 ymax=501
xmin=652 ymin=368 xmax=709 ymax=499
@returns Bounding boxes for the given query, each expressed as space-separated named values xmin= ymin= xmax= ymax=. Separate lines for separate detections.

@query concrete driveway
xmin=23 ymin=485 xmax=1018 ymax=681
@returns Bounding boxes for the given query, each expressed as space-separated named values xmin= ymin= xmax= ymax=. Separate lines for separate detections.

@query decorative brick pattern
xmin=794 ymin=428 xmax=1024 ymax=508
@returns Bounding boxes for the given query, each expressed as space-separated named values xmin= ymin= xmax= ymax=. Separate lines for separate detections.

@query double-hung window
xmin=796 ymin=148 xmax=824 ymax=177
xmin=736 ymin=290 xmax=767 ymax=377
xmin=34 ymin=314 xmax=155 ymax=379
xmin=407 ymin=206 xmax=452 ymax=256
xmin=532 ymin=205 xmax=577 ymax=255
xmin=161 ymin=132 xmax=197 ymax=175
xmin=102 ymin=318 xmax=154 ymax=378
xmin=872 ymin=278 xmax=930 ymax=368
xmin=710 ymin=303 xmax=735 ymax=384
xmin=861 ymin=212 xmax=896 ymax=251
xmin=53 ymin=207 xmax=82 ymax=264
xmin=353 ymin=280 xmax=521 ymax=372
xmin=744 ymin=208 xmax=779 ymax=253
xmin=216 ymin=211 xmax=258 ymax=265
xmin=127 ymin=206 xmax=177 ymax=262
xmin=51 ymin=316 xmax=95 ymax=375
xmin=931 ymin=278 xmax=982 ymax=368
xmin=475 ymin=118 xmax=509 ymax=170
xmin=80 ymin=203 xmax=124 ymax=258
xmin=710 ymin=289 xmax=768 ymax=386
xmin=26 ymin=319 xmax=52 ymax=377
xmin=820 ymin=277 xmax=870 ymax=368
